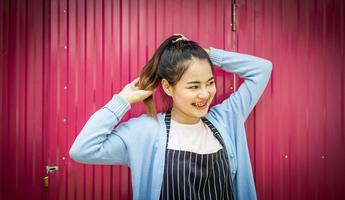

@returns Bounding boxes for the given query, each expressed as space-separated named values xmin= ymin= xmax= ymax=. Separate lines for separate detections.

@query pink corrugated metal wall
xmin=0 ymin=0 xmax=344 ymax=199
xmin=237 ymin=0 xmax=345 ymax=199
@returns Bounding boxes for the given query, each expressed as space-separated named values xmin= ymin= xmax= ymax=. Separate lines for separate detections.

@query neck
xmin=171 ymin=106 xmax=200 ymax=124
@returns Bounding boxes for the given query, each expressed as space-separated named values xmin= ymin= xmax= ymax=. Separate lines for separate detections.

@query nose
xmin=198 ymin=89 xmax=210 ymax=100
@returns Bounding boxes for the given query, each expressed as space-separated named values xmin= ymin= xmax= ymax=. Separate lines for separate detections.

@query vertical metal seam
xmin=83 ymin=0 xmax=88 ymax=197
xmin=102 ymin=0 xmax=106 ymax=195
xmin=65 ymin=0 xmax=70 ymax=199
xmin=24 ymin=0 xmax=28 ymax=196
xmin=41 ymin=0 xmax=47 ymax=197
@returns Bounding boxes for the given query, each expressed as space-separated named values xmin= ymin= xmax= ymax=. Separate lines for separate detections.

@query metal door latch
xmin=46 ymin=165 xmax=59 ymax=174
xmin=43 ymin=165 xmax=59 ymax=187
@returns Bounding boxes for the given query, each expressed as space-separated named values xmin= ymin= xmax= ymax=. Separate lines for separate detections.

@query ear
xmin=161 ymin=79 xmax=173 ymax=96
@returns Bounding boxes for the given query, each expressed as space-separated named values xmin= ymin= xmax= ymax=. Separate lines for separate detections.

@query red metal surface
xmin=0 ymin=0 xmax=344 ymax=199
xmin=236 ymin=0 xmax=345 ymax=199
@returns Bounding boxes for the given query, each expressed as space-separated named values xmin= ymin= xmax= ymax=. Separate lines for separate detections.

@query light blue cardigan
xmin=69 ymin=47 xmax=273 ymax=200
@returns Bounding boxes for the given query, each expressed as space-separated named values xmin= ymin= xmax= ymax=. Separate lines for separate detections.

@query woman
xmin=69 ymin=34 xmax=272 ymax=200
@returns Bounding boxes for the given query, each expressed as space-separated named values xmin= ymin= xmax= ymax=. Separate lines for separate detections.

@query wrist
xmin=208 ymin=47 xmax=224 ymax=66
xmin=118 ymin=92 xmax=132 ymax=105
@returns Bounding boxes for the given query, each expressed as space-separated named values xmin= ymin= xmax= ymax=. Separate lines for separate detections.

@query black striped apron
xmin=160 ymin=108 xmax=234 ymax=200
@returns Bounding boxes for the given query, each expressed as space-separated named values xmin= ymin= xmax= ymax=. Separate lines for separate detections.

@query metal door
xmin=45 ymin=0 xmax=233 ymax=199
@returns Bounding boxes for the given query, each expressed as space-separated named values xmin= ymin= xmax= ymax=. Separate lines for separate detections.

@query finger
xmin=173 ymin=33 xmax=183 ymax=37
xmin=139 ymin=89 xmax=154 ymax=97
xmin=130 ymin=77 xmax=140 ymax=86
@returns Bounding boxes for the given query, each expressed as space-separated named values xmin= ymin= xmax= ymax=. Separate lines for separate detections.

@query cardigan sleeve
xmin=208 ymin=47 xmax=273 ymax=121
xmin=69 ymin=94 xmax=132 ymax=165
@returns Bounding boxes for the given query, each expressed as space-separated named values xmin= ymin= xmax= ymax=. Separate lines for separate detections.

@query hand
xmin=118 ymin=77 xmax=154 ymax=105
xmin=173 ymin=33 xmax=189 ymax=40
xmin=203 ymin=47 xmax=210 ymax=54
xmin=173 ymin=33 xmax=184 ymax=37
xmin=173 ymin=33 xmax=209 ymax=54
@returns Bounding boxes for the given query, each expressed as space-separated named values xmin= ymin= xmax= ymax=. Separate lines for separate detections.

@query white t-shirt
xmin=167 ymin=118 xmax=223 ymax=154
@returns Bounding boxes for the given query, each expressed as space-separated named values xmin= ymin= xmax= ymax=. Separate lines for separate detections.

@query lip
xmin=192 ymin=101 xmax=209 ymax=110
xmin=194 ymin=99 xmax=209 ymax=104
xmin=195 ymin=101 xmax=207 ymax=104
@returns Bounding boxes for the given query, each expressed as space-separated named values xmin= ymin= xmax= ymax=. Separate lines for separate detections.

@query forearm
xmin=208 ymin=47 xmax=272 ymax=79
xmin=207 ymin=47 xmax=273 ymax=120
xmin=69 ymin=94 xmax=131 ymax=164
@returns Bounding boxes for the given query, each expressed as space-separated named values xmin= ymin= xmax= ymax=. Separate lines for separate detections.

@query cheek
xmin=210 ymin=86 xmax=217 ymax=96
xmin=175 ymin=90 xmax=195 ymax=102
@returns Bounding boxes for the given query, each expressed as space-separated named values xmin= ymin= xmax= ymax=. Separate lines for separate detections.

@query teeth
xmin=194 ymin=102 xmax=207 ymax=107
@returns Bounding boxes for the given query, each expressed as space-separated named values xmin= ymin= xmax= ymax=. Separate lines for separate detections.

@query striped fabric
xmin=160 ymin=108 xmax=234 ymax=200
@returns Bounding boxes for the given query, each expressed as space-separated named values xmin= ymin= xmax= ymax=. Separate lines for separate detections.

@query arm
xmin=69 ymin=95 xmax=132 ymax=165
xmin=208 ymin=47 xmax=273 ymax=121
xmin=69 ymin=77 xmax=153 ymax=165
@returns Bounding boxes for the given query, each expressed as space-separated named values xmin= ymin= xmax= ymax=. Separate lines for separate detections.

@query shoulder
xmin=116 ymin=111 xmax=163 ymax=139
xmin=207 ymin=102 xmax=233 ymax=120
xmin=128 ymin=113 xmax=161 ymax=127
xmin=206 ymin=102 xmax=243 ymax=127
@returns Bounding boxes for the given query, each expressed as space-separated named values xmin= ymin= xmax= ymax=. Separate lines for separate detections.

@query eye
xmin=188 ymin=85 xmax=199 ymax=89
xmin=207 ymin=81 xmax=215 ymax=86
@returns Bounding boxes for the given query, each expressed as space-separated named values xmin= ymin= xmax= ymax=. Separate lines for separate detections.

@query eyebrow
xmin=186 ymin=77 xmax=214 ymax=84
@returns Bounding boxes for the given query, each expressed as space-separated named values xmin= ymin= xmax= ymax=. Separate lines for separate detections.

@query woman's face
xmin=162 ymin=57 xmax=216 ymax=124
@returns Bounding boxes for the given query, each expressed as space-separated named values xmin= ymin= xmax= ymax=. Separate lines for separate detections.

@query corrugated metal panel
xmin=0 ymin=0 xmax=231 ymax=199
xmin=1 ymin=0 xmax=46 ymax=199
xmin=237 ymin=0 xmax=345 ymax=199
xmin=1 ymin=0 xmax=344 ymax=200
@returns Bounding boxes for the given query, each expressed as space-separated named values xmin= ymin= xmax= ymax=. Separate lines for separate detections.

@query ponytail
xmin=139 ymin=35 xmax=179 ymax=117
xmin=138 ymin=54 xmax=160 ymax=117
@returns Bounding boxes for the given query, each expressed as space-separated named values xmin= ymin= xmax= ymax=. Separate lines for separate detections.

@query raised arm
xmin=69 ymin=95 xmax=132 ymax=164
xmin=69 ymin=78 xmax=153 ymax=165
xmin=208 ymin=47 xmax=273 ymax=121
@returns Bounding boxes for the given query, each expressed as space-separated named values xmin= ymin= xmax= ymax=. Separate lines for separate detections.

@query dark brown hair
xmin=139 ymin=35 xmax=212 ymax=117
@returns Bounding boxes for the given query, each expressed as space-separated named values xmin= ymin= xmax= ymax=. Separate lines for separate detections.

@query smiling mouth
xmin=192 ymin=101 xmax=208 ymax=109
